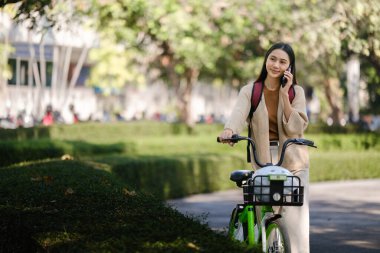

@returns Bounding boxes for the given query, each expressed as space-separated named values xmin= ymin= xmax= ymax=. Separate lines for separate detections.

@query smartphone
xmin=281 ymin=65 xmax=292 ymax=87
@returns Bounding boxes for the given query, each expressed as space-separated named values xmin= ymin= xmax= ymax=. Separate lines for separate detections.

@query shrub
xmin=97 ymin=154 xmax=246 ymax=199
xmin=0 ymin=139 xmax=129 ymax=167
xmin=0 ymin=160 xmax=251 ymax=253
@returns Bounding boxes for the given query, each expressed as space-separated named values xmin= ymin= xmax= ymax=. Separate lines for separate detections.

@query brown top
xmin=263 ymin=85 xmax=279 ymax=141
xmin=224 ymin=83 xmax=309 ymax=172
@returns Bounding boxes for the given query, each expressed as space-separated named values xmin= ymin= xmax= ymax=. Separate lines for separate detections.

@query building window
xmin=7 ymin=58 xmax=53 ymax=87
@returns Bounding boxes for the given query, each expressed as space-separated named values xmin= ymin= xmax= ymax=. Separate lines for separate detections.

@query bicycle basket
xmin=244 ymin=167 xmax=304 ymax=206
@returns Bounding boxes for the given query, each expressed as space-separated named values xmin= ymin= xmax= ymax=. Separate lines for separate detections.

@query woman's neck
xmin=264 ymin=76 xmax=280 ymax=91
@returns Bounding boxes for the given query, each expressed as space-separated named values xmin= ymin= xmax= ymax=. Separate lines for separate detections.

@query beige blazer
xmin=225 ymin=82 xmax=310 ymax=173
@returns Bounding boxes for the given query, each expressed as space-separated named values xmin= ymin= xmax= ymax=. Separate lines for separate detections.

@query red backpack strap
xmin=248 ymin=81 xmax=263 ymax=121
xmin=288 ymin=84 xmax=296 ymax=103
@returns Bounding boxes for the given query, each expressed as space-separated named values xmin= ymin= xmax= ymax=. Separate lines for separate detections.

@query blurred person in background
xmin=42 ymin=105 xmax=54 ymax=126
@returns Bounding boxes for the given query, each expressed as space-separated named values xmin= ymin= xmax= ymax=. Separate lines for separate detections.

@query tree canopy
xmin=2 ymin=0 xmax=380 ymax=124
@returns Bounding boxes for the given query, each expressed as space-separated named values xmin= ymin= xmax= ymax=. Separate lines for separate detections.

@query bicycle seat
xmin=230 ymin=170 xmax=253 ymax=183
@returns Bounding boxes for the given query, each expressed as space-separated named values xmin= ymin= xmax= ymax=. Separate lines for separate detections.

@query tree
xmin=290 ymin=0 xmax=380 ymax=124
xmin=6 ymin=0 xmax=380 ymax=126
xmin=91 ymin=0 xmax=292 ymax=128
xmin=91 ymin=0 xmax=223 ymax=128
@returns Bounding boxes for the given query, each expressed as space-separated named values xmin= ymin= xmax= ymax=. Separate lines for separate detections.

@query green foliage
xmin=1 ymin=122 xmax=379 ymax=200
xmin=97 ymin=154 xmax=245 ymax=199
xmin=0 ymin=160 xmax=251 ymax=252
xmin=0 ymin=43 xmax=14 ymax=80
xmin=0 ymin=138 xmax=127 ymax=167
xmin=310 ymin=150 xmax=380 ymax=182
xmin=305 ymin=122 xmax=366 ymax=134
xmin=308 ymin=133 xmax=380 ymax=151
xmin=361 ymin=59 xmax=380 ymax=114
xmin=0 ymin=126 xmax=52 ymax=140
xmin=88 ymin=37 xmax=146 ymax=90
xmin=6 ymin=0 xmax=380 ymax=117
xmin=0 ymin=140 xmax=63 ymax=167
xmin=0 ymin=122 xmax=227 ymax=143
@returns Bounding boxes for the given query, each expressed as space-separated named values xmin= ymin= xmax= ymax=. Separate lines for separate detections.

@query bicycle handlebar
xmin=217 ymin=135 xmax=317 ymax=167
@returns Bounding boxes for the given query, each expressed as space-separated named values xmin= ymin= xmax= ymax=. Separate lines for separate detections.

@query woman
xmin=219 ymin=42 xmax=310 ymax=253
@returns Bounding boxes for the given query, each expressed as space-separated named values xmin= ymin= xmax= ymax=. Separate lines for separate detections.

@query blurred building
xmin=0 ymin=11 xmax=98 ymax=124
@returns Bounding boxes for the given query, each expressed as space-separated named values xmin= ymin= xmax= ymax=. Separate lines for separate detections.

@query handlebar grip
xmin=217 ymin=134 xmax=241 ymax=143
xmin=297 ymin=139 xmax=317 ymax=148
xmin=305 ymin=140 xmax=314 ymax=146
xmin=303 ymin=139 xmax=316 ymax=147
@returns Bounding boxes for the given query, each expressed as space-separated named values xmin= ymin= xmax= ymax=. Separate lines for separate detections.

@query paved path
xmin=167 ymin=179 xmax=380 ymax=253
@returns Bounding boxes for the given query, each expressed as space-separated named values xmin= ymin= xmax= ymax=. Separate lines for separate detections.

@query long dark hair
xmin=255 ymin=42 xmax=297 ymax=85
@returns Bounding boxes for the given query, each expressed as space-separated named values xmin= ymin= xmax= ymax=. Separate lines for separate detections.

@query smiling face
xmin=265 ymin=49 xmax=291 ymax=79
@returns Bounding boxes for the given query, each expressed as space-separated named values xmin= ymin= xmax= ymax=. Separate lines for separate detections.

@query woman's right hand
xmin=219 ymin=128 xmax=234 ymax=146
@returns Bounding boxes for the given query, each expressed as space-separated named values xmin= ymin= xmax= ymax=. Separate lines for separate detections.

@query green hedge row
xmin=0 ymin=126 xmax=51 ymax=140
xmin=306 ymin=134 xmax=380 ymax=151
xmin=0 ymin=139 xmax=128 ymax=167
xmin=2 ymin=121 xmax=377 ymax=142
xmin=0 ymin=121 xmax=219 ymax=141
xmin=95 ymin=150 xmax=380 ymax=200
xmin=96 ymin=154 xmax=247 ymax=199
xmin=1 ymin=122 xmax=379 ymax=201
xmin=309 ymin=150 xmax=380 ymax=182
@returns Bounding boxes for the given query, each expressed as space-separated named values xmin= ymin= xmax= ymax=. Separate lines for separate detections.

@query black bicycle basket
xmin=243 ymin=175 xmax=304 ymax=206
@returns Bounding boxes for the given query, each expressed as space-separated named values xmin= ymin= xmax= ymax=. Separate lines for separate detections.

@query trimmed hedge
xmin=1 ymin=122 xmax=380 ymax=201
xmin=0 ymin=121 xmax=215 ymax=141
xmin=96 ymin=154 xmax=247 ymax=199
xmin=0 ymin=160 xmax=251 ymax=253
xmin=306 ymin=133 xmax=380 ymax=151
xmin=309 ymin=150 xmax=380 ymax=182
xmin=0 ymin=139 xmax=129 ymax=167
xmin=0 ymin=126 xmax=51 ymax=141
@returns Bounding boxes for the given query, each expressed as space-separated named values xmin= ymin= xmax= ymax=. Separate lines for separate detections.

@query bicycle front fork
xmin=239 ymin=205 xmax=281 ymax=252
xmin=260 ymin=206 xmax=282 ymax=253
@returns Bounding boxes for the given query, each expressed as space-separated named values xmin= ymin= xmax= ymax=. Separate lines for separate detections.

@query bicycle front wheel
xmin=266 ymin=220 xmax=290 ymax=253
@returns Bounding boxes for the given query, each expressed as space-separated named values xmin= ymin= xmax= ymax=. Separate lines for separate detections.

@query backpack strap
xmin=247 ymin=81 xmax=263 ymax=162
xmin=248 ymin=81 xmax=264 ymax=121
xmin=288 ymin=84 xmax=296 ymax=103
xmin=246 ymin=82 xmax=296 ymax=163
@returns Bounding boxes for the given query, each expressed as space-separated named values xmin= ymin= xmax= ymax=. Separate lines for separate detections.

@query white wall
xmin=0 ymin=82 xmax=239 ymax=125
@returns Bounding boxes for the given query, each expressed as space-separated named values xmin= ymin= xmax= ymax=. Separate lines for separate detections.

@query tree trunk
xmin=159 ymin=42 xmax=199 ymax=132
xmin=323 ymin=77 xmax=344 ymax=125
xmin=346 ymin=55 xmax=360 ymax=123
xmin=179 ymin=68 xmax=199 ymax=133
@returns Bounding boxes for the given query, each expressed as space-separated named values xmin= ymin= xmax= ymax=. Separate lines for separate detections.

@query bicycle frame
xmin=234 ymin=188 xmax=284 ymax=252
xmin=237 ymin=204 xmax=256 ymax=246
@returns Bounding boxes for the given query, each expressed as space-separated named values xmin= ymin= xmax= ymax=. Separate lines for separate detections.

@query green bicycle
xmin=217 ymin=135 xmax=316 ymax=253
